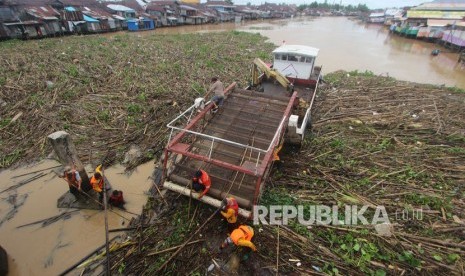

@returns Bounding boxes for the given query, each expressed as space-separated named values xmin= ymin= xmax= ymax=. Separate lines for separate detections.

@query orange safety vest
xmin=226 ymin=197 xmax=239 ymax=217
xmin=230 ymin=225 xmax=254 ymax=245
xmin=198 ymin=169 xmax=211 ymax=187
xmin=90 ymin=176 xmax=104 ymax=191
xmin=64 ymin=170 xmax=79 ymax=187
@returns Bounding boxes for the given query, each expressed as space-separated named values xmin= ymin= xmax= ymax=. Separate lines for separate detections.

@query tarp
xmin=83 ymin=14 xmax=99 ymax=22
xmin=65 ymin=7 xmax=76 ymax=12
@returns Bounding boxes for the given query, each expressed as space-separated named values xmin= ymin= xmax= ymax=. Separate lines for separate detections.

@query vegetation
xmin=0 ymin=31 xmax=276 ymax=169
xmin=298 ymin=1 xmax=370 ymax=12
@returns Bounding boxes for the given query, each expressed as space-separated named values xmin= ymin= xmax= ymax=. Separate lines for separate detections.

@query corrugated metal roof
xmin=25 ymin=5 xmax=60 ymax=20
xmin=180 ymin=5 xmax=197 ymax=10
xmin=413 ymin=1 xmax=465 ymax=11
xmin=107 ymin=4 xmax=135 ymax=12
xmin=369 ymin=12 xmax=385 ymax=17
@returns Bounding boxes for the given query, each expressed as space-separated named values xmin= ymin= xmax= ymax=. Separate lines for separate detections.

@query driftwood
xmin=155 ymin=208 xmax=220 ymax=273
xmin=59 ymin=236 xmax=120 ymax=276
xmin=16 ymin=210 xmax=79 ymax=229
xmin=0 ymin=172 xmax=47 ymax=194
xmin=11 ymin=165 xmax=62 ymax=179
xmin=146 ymin=239 xmax=204 ymax=257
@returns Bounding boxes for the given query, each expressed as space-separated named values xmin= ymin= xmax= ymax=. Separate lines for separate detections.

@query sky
xmin=229 ymin=0 xmax=428 ymax=9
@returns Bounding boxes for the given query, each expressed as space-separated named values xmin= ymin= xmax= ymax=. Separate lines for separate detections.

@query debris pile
xmin=0 ymin=32 xmax=276 ymax=169
xmin=103 ymin=71 xmax=464 ymax=275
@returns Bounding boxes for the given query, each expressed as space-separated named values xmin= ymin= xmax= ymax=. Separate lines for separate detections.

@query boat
xmin=161 ymin=44 xmax=322 ymax=217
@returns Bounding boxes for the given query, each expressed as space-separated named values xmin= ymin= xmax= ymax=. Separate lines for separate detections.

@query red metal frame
xmin=252 ymin=91 xmax=298 ymax=204
xmin=169 ymin=144 xmax=257 ymax=176
xmin=164 ymin=82 xmax=298 ymax=210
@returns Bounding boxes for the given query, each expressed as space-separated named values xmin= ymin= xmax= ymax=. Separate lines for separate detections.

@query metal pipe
xmin=164 ymin=179 xmax=252 ymax=217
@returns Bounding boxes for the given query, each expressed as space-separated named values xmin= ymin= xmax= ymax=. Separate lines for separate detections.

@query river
xmin=146 ymin=16 xmax=465 ymax=89
xmin=0 ymin=160 xmax=153 ymax=275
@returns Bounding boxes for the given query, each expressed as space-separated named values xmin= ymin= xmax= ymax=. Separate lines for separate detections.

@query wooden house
xmin=205 ymin=0 xmax=235 ymax=22
xmin=22 ymin=4 xmax=61 ymax=37
xmin=0 ymin=2 xmax=22 ymax=39
xmin=179 ymin=4 xmax=204 ymax=25
xmin=146 ymin=1 xmax=180 ymax=26
xmin=106 ymin=4 xmax=136 ymax=19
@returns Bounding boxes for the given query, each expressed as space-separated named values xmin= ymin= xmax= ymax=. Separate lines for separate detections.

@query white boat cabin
xmin=272 ymin=44 xmax=319 ymax=80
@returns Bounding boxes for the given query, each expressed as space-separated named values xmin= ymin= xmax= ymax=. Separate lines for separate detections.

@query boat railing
xmin=296 ymin=66 xmax=321 ymax=138
xmin=166 ymin=99 xmax=288 ymax=172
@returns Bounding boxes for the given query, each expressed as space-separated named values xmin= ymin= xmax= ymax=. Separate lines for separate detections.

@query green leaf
xmin=375 ymin=270 xmax=386 ymax=276
xmin=447 ymin=253 xmax=460 ymax=263
xmin=340 ymin=244 xmax=347 ymax=250
xmin=353 ymin=243 xmax=360 ymax=252
xmin=433 ymin=254 xmax=442 ymax=262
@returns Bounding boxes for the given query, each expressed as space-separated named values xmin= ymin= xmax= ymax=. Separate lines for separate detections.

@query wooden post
xmin=47 ymin=131 xmax=90 ymax=187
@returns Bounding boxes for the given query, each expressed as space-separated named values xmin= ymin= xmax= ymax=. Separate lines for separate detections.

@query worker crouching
xmin=220 ymin=197 xmax=239 ymax=232
xmin=191 ymin=169 xmax=211 ymax=199
xmin=220 ymin=225 xmax=257 ymax=252
xmin=109 ymin=190 xmax=125 ymax=209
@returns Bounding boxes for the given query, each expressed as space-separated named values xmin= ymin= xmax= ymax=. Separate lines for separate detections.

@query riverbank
xmin=1 ymin=31 xmax=464 ymax=275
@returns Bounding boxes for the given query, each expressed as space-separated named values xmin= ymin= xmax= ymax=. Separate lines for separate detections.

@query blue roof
xmin=65 ymin=7 xmax=76 ymax=12
xmin=83 ymin=14 xmax=99 ymax=22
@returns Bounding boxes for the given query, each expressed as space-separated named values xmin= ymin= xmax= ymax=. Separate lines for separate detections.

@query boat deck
xmin=164 ymin=84 xmax=296 ymax=209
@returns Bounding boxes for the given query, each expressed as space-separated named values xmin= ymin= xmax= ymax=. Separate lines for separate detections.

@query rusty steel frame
xmin=163 ymin=79 xmax=298 ymax=212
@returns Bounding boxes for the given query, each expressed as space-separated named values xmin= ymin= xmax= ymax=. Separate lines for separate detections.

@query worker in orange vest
xmin=90 ymin=165 xmax=104 ymax=204
xmin=220 ymin=225 xmax=257 ymax=251
xmin=220 ymin=197 xmax=239 ymax=231
xmin=62 ymin=166 xmax=82 ymax=197
xmin=191 ymin=169 xmax=211 ymax=199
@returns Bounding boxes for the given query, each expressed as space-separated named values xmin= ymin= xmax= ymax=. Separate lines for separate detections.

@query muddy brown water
xmin=127 ymin=16 xmax=465 ymax=89
xmin=0 ymin=159 xmax=153 ymax=275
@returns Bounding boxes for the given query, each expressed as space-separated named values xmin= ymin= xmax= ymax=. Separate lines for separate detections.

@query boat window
xmin=274 ymin=54 xmax=281 ymax=60
xmin=281 ymin=55 xmax=287 ymax=61
xmin=288 ymin=55 xmax=298 ymax=61
xmin=305 ymin=57 xmax=313 ymax=63
xmin=297 ymin=56 xmax=306 ymax=62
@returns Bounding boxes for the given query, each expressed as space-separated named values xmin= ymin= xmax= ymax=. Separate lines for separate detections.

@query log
xmin=47 ymin=131 xmax=90 ymax=187
xmin=163 ymin=180 xmax=251 ymax=218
